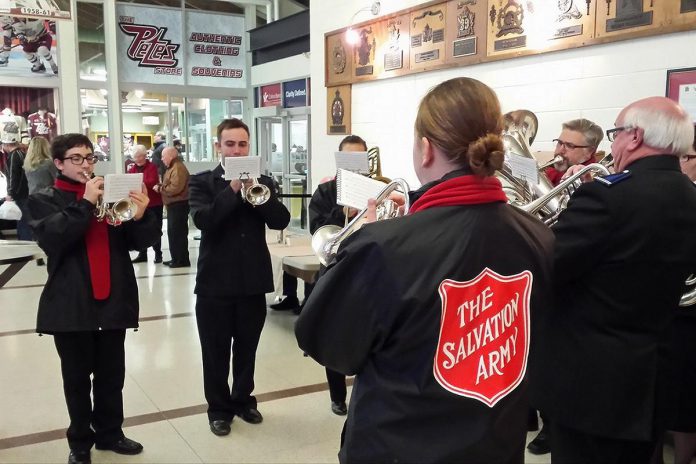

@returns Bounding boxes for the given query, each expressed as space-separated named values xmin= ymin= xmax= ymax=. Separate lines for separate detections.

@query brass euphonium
xmin=312 ymin=179 xmax=410 ymax=266
xmin=82 ymin=170 xmax=137 ymax=226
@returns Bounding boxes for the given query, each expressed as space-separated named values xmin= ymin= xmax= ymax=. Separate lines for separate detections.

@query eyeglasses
xmin=680 ymin=154 xmax=696 ymax=162
xmin=63 ymin=155 xmax=98 ymax=165
xmin=606 ymin=126 xmax=634 ymax=142
xmin=553 ymin=139 xmax=590 ymax=150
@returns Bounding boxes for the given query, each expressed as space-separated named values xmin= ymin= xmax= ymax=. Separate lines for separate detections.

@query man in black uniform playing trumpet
xmin=189 ymin=118 xmax=290 ymax=437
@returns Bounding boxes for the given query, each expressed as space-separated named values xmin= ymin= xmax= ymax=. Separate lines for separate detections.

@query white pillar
xmin=103 ymin=0 xmax=124 ymax=173
xmin=56 ymin=0 xmax=81 ymax=134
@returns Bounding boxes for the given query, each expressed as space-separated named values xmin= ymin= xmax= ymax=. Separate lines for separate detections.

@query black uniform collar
xmin=623 ymin=154 xmax=680 ymax=173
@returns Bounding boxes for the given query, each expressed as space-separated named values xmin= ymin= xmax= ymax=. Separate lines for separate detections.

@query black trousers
xmin=551 ymin=422 xmax=657 ymax=464
xmin=326 ymin=368 xmax=347 ymax=403
xmin=53 ymin=330 xmax=127 ymax=452
xmin=166 ymin=201 xmax=189 ymax=263
xmin=282 ymin=271 xmax=314 ymax=299
xmin=195 ymin=294 xmax=267 ymax=421
xmin=139 ymin=205 xmax=163 ymax=256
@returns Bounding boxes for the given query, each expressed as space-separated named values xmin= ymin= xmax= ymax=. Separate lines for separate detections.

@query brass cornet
xmin=312 ymin=179 xmax=410 ymax=266
xmin=82 ymin=170 xmax=137 ymax=226
xmin=239 ymin=173 xmax=270 ymax=206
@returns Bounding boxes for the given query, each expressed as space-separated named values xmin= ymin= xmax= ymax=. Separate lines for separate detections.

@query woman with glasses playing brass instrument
xmin=25 ymin=134 xmax=159 ymax=464
xmin=296 ymin=78 xmax=554 ymax=464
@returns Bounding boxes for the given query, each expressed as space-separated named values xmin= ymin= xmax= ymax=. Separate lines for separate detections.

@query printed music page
xmin=103 ymin=173 xmax=143 ymax=203
xmin=224 ymin=157 xmax=261 ymax=180
xmin=506 ymin=153 xmax=539 ymax=184
xmin=336 ymin=169 xmax=385 ymax=210
xmin=335 ymin=151 xmax=369 ymax=174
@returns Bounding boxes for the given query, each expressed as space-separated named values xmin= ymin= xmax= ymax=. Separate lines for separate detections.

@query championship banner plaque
xmin=327 ymin=85 xmax=351 ymax=135
xmin=445 ymin=0 xmax=487 ymax=64
xmin=410 ymin=5 xmax=447 ymax=70
xmin=372 ymin=13 xmax=410 ymax=78
xmin=596 ymin=0 xmax=663 ymax=39
xmin=325 ymin=32 xmax=352 ymax=86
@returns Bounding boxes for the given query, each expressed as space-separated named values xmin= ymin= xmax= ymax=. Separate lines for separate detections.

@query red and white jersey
xmin=11 ymin=17 xmax=48 ymax=42
xmin=27 ymin=111 xmax=57 ymax=140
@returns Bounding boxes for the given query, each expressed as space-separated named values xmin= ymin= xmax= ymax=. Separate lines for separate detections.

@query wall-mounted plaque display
xmin=445 ymin=0 xmax=487 ymax=64
xmin=596 ymin=0 xmax=662 ymax=39
xmin=410 ymin=5 xmax=447 ymax=70
xmin=671 ymin=0 xmax=696 ymax=27
xmin=326 ymin=33 xmax=353 ymax=86
xmin=682 ymin=0 xmax=696 ymax=13
xmin=372 ymin=14 xmax=411 ymax=78
xmin=549 ymin=0 xmax=595 ymax=43
xmin=486 ymin=0 xmax=528 ymax=56
xmin=352 ymin=25 xmax=377 ymax=79
xmin=327 ymin=85 xmax=352 ymax=135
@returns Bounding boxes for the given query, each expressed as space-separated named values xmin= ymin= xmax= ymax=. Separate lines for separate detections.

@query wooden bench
xmin=282 ymin=255 xmax=321 ymax=284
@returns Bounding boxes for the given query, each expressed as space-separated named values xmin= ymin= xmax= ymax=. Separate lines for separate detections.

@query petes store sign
xmin=116 ymin=4 xmax=246 ymax=88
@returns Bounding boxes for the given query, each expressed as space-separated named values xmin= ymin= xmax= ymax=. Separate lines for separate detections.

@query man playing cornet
xmin=25 ymin=133 xmax=159 ymax=464
xmin=544 ymin=118 xmax=603 ymax=186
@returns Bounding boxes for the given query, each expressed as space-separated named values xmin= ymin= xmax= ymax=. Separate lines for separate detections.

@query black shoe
xmin=237 ymin=408 xmax=263 ymax=424
xmin=131 ymin=254 xmax=147 ymax=263
xmin=163 ymin=260 xmax=173 ymax=266
xmin=527 ymin=427 xmax=551 ymax=455
xmin=209 ymin=419 xmax=231 ymax=436
xmin=270 ymin=296 xmax=300 ymax=311
xmin=331 ymin=401 xmax=347 ymax=416
xmin=292 ymin=299 xmax=306 ymax=315
xmin=154 ymin=254 xmax=162 ymax=263
xmin=95 ymin=437 xmax=143 ymax=455
xmin=167 ymin=261 xmax=190 ymax=268
xmin=68 ymin=450 xmax=91 ymax=464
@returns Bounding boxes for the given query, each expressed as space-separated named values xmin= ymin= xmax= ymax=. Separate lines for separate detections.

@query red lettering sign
xmin=434 ymin=268 xmax=532 ymax=407
xmin=119 ymin=23 xmax=180 ymax=68
xmin=261 ymin=83 xmax=282 ymax=107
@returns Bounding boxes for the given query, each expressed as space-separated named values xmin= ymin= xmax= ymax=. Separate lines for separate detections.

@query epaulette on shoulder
xmin=595 ymin=170 xmax=631 ymax=187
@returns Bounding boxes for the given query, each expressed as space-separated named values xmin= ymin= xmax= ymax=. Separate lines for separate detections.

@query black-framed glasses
xmin=63 ymin=155 xmax=98 ymax=165
xmin=680 ymin=154 xmax=696 ymax=162
xmin=606 ymin=126 xmax=633 ymax=142
xmin=553 ymin=139 xmax=590 ymax=150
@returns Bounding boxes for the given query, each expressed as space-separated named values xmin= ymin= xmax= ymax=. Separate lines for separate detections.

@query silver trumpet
xmin=538 ymin=155 xmax=564 ymax=171
xmin=82 ymin=170 xmax=137 ymax=226
xmin=681 ymin=275 xmax=696 ymax=307
xmin=312 ymin=179 xmax=410 ymax=266
xmin=240 ymin=173 xmax=270 ymax=206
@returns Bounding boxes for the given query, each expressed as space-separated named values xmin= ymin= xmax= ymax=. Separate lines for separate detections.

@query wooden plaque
xmin=445 ymin=0 xmax=488 ymax=65
xmin=372 ymin=14 xmax=411 ymax=79
xmin=327 ymin=85 xmax=351 ymax=135
xmin=595 ymin=0 xmax=664 ymax=40
xmin=351 ymin=24 xmax=378 ymax=81
xmin=669 ymin=0 xmax=696 ymax=27
xmin=326 ymin=33 xmax=353 ymax=86
xmin=486 ymin=0 xmax=530 ymax=58
xmin=410 ymin=4 xmax=448 ymax=71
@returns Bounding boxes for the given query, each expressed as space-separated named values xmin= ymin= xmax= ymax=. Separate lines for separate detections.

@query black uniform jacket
xmin=296 ymin=170 xmax=554 ymax=464
xmin=189 ymin=165 xmax=290 ymax=297
xmin=530 ymin=155 xmax=696 ymax=441
xmin=26 ymin=185 xmax=160 ymax=333
xmin=309 ymin=179 xmax=345 ymax=233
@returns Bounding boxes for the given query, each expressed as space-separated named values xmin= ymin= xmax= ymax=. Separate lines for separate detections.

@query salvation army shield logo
xmin=434 ymin=268 xmax=532 ymax=407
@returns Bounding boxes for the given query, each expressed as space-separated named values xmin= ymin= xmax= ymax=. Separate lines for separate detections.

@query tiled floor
xmin=0 ymin=228 xmax=680 ymax=463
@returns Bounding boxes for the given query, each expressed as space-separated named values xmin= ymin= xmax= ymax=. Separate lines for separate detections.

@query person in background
xmin=151 ymin=132 xmax=167 ymax=178
xmin=128 ymin=145 xmax=163 ymax=264
xmin=189 ymin=118 xmax=289 ymax=437
xmin=26 ymin=133 xmax=159 ymax=464
xmin=155 ymin=146 xmax=190 ymax=268
xmin=544 ymin=118 xmax=603 ymax=186
xmin=4 ymin=133 xmax=31 ymax=240
xmin=300 ymin=134 xmax=369 ymax=416
xmin=296 ymin=78 xmax=554 ymax=463
xmin=23 ymin=136 xmax=57 ymax=196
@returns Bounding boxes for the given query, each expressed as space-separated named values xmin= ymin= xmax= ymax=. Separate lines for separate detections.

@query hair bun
xmin=466 ymin=133 xmax=505 ymax=177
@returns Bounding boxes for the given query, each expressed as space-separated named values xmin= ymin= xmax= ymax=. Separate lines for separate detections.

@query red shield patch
xmin=434 ymin=268 xmax=532 ymax=407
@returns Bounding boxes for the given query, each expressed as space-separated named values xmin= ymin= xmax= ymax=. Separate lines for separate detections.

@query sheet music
xmin=103 ymin=173 xmax=143 ymax=203
xmin=506 ymin=153 xmax=539 ymax=184
xmin=335 ymin=151 xmax=369 ymax=174
xmin=336 ymin=169 xmax=385 ymax=210
xmin=224 ymin=157 xmax=261 ymax=180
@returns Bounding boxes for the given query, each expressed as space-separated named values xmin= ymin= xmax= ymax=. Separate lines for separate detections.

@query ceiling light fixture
xmin=346 ymin=1 xmax=380 ymax=45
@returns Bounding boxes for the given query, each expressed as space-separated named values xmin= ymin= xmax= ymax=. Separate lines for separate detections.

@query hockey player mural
xmin=0 ymin=15 xmax=58 ymax=76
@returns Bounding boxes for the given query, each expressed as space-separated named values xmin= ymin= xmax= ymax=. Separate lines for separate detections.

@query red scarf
xmin=409 ymin=175 xmax=508 ymax=214
xmin=54 ymin=178 xmax=111 ymax=300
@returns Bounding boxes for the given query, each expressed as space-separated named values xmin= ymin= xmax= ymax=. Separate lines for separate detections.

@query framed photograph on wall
xmin=666 ymin=67 xmax=696 ymax=123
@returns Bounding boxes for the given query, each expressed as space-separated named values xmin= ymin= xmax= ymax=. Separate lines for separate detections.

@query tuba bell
xmin=312 ymin=179 xmax=410 ymax=266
